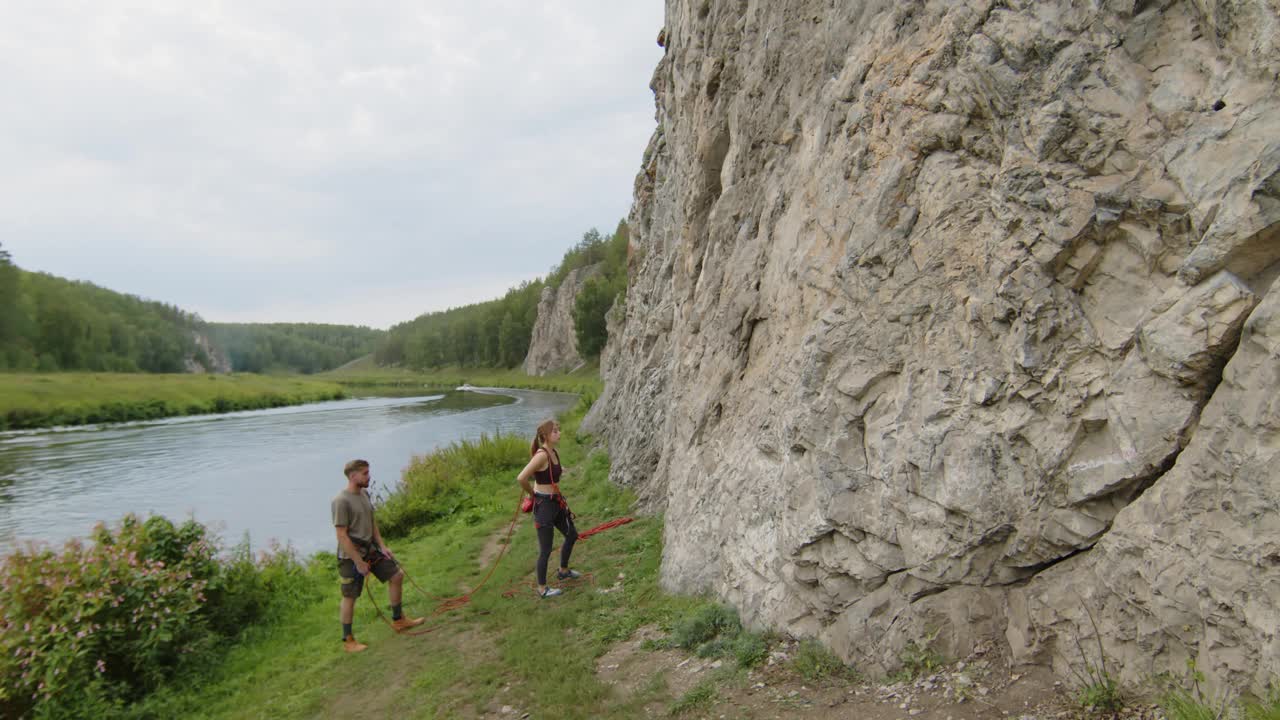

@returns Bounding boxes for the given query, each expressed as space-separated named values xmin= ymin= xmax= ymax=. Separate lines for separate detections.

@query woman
xmin=516 ymin=418 xmax=580 ymax=598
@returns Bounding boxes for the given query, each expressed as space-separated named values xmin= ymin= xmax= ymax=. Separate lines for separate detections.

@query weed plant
xmin=649 ymin=603 xmax=772 ymax=670
xmin=1245 ymin=685 xmax=1280 ymax=720
xmin=1065 ymin=599 xmax=1125 ymax=713
xmin=668 ymin=680 xmax=717 ymax=716
xmin=894 ymin=629 xmax=946 ymax=681
xmin=791 ymin=638 xmax=855 ymax=682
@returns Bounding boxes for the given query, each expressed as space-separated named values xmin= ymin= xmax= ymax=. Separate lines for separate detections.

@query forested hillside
xmin=0 ymin=243 xmax=213 ymax=373
xmin=207 ymin=323 xmax=383 ymax=374
xmin=374 ymin=222 xmax=629 ymax=369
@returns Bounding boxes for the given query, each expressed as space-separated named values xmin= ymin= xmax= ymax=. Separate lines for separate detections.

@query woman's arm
xmin=516 ymin=451 xmax=550 ymax=497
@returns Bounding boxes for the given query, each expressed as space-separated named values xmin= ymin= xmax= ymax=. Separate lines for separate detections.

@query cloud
xmin=0 ymin=1 xmax=663 ymax=328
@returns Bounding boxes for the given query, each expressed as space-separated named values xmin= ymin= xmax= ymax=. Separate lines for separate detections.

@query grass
xmin=0 ymin=372 xmax=347 ymax=430
xmin=118 ymin=404 xmax=710 ymax=720
xmin=792 ymin=638 xmax=856 ymax=682
xmin=1246 ymin=686 xmax=1280 ymax=720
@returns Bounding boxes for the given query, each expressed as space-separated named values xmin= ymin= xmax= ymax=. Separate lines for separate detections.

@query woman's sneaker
xmin=343 ymin=635 xmax=368 ymax=653
xmin=556 ymin=569 xmax=581 ymax=580
xmin=540 ymin=587 xmax=563 ymax=598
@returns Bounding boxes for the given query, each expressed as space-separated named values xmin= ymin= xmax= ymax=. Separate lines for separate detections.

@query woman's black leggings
xmin=534 ymin=495 xmax=578 ymax=585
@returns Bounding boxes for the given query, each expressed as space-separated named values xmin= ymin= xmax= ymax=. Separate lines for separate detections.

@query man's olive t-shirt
xmin=332 ymin=490 xmax=375 ymax=560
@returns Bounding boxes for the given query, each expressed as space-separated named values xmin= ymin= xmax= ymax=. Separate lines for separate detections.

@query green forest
xmin=373 ymin=221 xmax=630 ymax=369
xmin=0 ymin=243 xmax=212 ymax=373
xmin=1 ymin=220 xmax=629 ymax=377
xmin=207 ymin=323 xmax=383 ymax=374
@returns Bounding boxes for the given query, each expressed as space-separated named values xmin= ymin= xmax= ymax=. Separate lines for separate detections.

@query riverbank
xmin=8 ymin=402 xmax=1271 ymax=719
xmin=323 ymin=357 xmax=603 ymax=396
xmin=0 ymin=362 xmax=599 ymax=431
xmin=0 ymin=372 xmax=347 ymax=430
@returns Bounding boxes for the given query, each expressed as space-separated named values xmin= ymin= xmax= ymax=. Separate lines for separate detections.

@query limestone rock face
xmin=524 ymin=264 xmax=601 ymax=376
xmin=185 ymin=331 xmax=231 ymax=374
xmin=588 ymin=0 xmax=1280 ymax=694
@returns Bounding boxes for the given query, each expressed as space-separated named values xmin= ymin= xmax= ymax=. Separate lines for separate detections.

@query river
xmin=0 ymin=388 xmax=577 ymax=556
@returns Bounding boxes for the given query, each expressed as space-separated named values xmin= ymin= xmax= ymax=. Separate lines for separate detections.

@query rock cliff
xmin=587 ymin=0 xmax=1280 ymax=695
xmin=184 ymin=331 xmax=232 ymax=374
xmin=524 ymin=263 xmax=601 ymax=376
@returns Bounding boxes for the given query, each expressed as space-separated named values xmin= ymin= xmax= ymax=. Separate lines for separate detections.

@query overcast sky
xmin=0 ymin=2 xmax=664 ymax=329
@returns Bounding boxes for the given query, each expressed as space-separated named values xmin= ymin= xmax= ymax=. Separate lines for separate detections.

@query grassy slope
xmin=132 ymin=410 xmax=699 ymax=720
xmin=0 ymin=373 xmax=347 ymax=430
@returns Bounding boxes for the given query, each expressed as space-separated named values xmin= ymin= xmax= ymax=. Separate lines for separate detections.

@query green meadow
xmin=0 ymin=372 xmax=347 ymax=430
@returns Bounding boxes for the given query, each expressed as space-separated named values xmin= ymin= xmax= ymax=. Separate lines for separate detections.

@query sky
xmin=0 ymin=2 xmax=665 ymax=329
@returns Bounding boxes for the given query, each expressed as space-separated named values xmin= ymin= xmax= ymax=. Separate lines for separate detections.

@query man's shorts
xmin=337 ymin=554 xmax=400 ymax=599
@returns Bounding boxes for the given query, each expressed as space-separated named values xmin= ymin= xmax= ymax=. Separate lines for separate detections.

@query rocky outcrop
xmin=587 ymin=0 xmax=1280 ymax=695
xmin=523 ymin=264 xmax=601 ymax=376
xmin=184 ymin=331 xmax=231 ymax=374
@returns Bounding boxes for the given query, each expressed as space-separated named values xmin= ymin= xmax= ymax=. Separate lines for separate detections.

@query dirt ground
xmin=473 ymin=517 xmax=1165 ymax=720
xmin=592 ymin=628 xmax=1163 ymax=720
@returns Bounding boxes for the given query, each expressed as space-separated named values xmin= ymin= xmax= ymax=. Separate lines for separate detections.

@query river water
xmin=0 ymin=388 xmax=577 ymax=556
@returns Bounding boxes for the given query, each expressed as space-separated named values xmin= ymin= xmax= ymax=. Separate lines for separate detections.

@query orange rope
xmin=367 ymin=496 xmax=636 ymax=625
xmin=367 ymin=499 xmax=524 ymax=635
xmin=578 ymin=517 xmax=633 ymax=539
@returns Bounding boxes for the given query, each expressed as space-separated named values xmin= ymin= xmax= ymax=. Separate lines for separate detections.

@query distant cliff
xmin=184 ymin=331 xmax=232 ymax=374
xmin=588 ymin=0 xmax=1280 ymax=695
xmin=523 ymin=263 xmax=602 ymax=376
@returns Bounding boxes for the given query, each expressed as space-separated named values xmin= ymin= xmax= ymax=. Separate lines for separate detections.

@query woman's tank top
xmin=532 ymin=448 xmax=562 ymax=486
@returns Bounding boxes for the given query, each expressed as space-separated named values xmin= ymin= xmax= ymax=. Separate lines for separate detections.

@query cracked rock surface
xmin=585 ymin=0 xmax=1280 ymax=695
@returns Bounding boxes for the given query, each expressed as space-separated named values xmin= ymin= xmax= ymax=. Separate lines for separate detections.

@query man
xmin=333 ymin=458 xmax=425 ymax=652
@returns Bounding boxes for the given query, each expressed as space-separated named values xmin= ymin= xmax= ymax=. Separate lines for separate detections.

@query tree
xmin=0 ymin=243 xmax=20 ymax=351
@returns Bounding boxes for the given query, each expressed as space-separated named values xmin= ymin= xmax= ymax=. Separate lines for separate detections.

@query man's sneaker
xmin=343 ymin=635 xmax=368 ymax=653
xmin=556 ymin=569 xmax=582 ymax=580
xmin=390 ymin=616 xmax=426 ymax=632
xmin=539 ymin=587 xmax=563 ymax=598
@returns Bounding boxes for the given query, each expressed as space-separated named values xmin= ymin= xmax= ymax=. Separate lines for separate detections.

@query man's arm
xmin=336 ymin=526 xmax=370 ymax=575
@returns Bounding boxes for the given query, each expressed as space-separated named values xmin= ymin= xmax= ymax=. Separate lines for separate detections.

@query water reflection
xmin=0 ymin=388 xmax=575 ymax=555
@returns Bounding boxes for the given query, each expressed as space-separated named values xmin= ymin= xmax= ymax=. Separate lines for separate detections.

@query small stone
xmin=501 ymin=706 xmax=512 ymax=714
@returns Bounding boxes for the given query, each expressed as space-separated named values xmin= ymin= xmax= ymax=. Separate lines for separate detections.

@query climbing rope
xmin=365 ymin=493 xmax=636 ymax=630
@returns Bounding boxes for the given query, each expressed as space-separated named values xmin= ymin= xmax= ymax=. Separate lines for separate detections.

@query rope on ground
xmin=366 ymin=499 xmax=524 ymax=636
xmin=577 ymin=517 xmax=633 ymax=539
xmin=369 ymin=495 xmax=637 ymax=618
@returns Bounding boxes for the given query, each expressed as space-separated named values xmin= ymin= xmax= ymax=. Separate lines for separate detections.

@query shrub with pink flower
xmin=0 ymin=514 xmax=316 ymax=718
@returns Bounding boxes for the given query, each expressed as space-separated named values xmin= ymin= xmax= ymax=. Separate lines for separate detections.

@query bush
xmin=668 ymin=604 xmax=741 ymax=650
xmin=791 ymin=639 xmax=852 ymax=681
xmin=0 ymin=514 xmax=315 ymax=718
